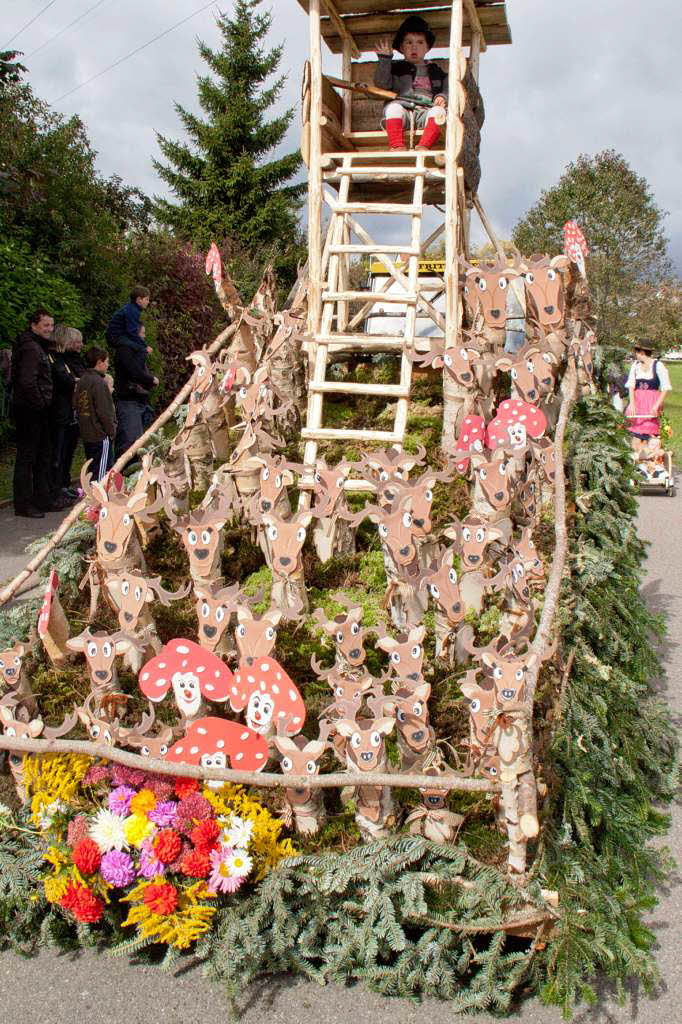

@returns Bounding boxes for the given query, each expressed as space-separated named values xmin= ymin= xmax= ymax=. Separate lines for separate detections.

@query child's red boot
xmin=385 ymin=118 xmax=406 ymax=150
xmin=416 ymin=118 xmax=442 ymax=150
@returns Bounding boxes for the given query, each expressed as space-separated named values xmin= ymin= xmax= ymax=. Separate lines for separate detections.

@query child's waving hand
xmin=375 ymin=36 xmax=393 ymax=57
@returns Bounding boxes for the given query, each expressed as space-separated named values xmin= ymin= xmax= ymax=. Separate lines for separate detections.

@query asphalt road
xmin=0 ymin=485 xmax=679 ymax=1024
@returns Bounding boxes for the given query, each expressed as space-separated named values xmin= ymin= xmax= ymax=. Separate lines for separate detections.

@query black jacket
xmin=64 ymin=350 xmax=86 ymax=379
xmin=112 ymin=336 xmax=155 ymax=403
xmin=48 ymin=351 xmax=77 ymax=426
xmin=12 ymin=330 xmax=53 ymax=411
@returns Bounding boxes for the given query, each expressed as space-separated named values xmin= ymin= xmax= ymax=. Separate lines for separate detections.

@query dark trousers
xmin=12 ymin=405 xmax=54 ymax=511
xmin=115 ymin=399 xmax=145 ymax=459
xmin=83 ymin=438 xmax=114 ymax=482
xmin=61 ymin=420 xmax=80 ymax=486
xmin=51 ymin=422 xmax=68 ymax=494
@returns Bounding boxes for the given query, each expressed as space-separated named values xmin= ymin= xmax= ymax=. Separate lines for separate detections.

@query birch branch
xmin=0 ymin=322 xmax=237 ymax=608
xmin=0 ymin=734 xmax=497 ymax=793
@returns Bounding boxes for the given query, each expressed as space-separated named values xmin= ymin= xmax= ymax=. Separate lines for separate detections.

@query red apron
xmin=627 ymin=362 xmax=661 ymax=437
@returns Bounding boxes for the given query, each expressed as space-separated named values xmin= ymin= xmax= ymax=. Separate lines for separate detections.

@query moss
xmin=241 ymin=566 xmax=272 ymax=611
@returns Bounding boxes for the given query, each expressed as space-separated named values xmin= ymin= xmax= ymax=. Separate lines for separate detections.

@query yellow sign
xmin=369 ymin=259 xmax=445 ymax=275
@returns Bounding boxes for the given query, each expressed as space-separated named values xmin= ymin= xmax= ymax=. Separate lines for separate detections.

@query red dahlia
xmin=174 ymin=777 xmax=199 ymax=799
xmin=60 ymin=882 xmax=104 ymax=923
xmin=190 ymin=819 xmax=221 ymax=854
xmin=72 ymin=838 xmax=102 ymax=875
xmin=153 ymin=829 xmax=183 ymax=864
xmin=143 ymin=881 xmax=178 ymax=916
xmin=180 ymin=849 xmax=211 ymax=878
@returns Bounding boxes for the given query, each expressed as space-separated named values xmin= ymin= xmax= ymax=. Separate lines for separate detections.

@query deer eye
xmin=159 ymin=744 xmax=168 ymax=756
xmin=478 ymin=468 xmax=487 ymax=480
xmin=99 ymin=507 xmax=108 ymax=520
xmin=462 ymin=527 xmax=471 ymax=541
xmin=306 ymin=760 xmax=317 ymax=774
xmin=215 ymin=607 xmax=225 ymax=623
xmin=493 ymin=666 xmax=503 ymax=680
xmin=188 ymin=530 xmax=198 ymax=546
xmin=402 ymin=512 xmax=412 ymax=528
xmin=397 ymin=709 xmax=406 ymax=722
xmin=443 ymin=352 xmax=453 ymax=367
xmin=314 ymin=472 xmax=321 ymax=483
xmin=262 ymin=467 xmax=270 ymax=480
xmin=259 ymin=384 xmax=267 ymax=398
xmin=470 ymin=698 xmax=481 ymax=713
xmin=476 ymin=277 xmax=486 ymax=292
xmin=526 ymin=359 xmax=535 ymax=373
xmin=275 ymin=474 xmax=282 ymax=488
xmin=336 ymin=631 xmax=344 ymax=644
xmin=412 ymin=703 xmax=423 ymax=717
xmin=488 ymin=765 xmax=498 ymax=776
xmin=335 ymin=686 xmax=344 ymax=697
xmin=515 ymin=668 xmax=524 ymax=681
xmin=378 ymin=524 xmax=388 ymax=538
xmin=524 ymin=272 xmax=535 ymax=284
xmin=429 ymin=583 xmax=440 ymax=599
xmin=296 ymin=527 xmax=306 ymax=542
xmin=370 ymin=731 xmax=382 ymax=747
xmin=6 ymin=726 xmax=16 ymax=737
xmin=236 ymin=625 xmax=246 ymax=638
xmin=547 ymin=268 xmax=557 ymax=281
xmin=459 ymin=348 xmax=468 ymax=360
xmin=510 ymin=368 xmax=518 ymax=379
xmin=134 ymin=586 xmax=142 ymax=601
xmin=281 ymin=756 xmax=293 ymax=771
xmin=197 ymin=365 xmax=206 ymax=378
xmin=141 ymin=745 xmax=150 ymax=756
xmin=238 ymin=387 xmax=247 ymax=399
xmin=201 ymin=529 xmax=212 ymax=544
xmin=498 ymin=277 xmax=508 ymax=290
xmin=121 ymin=581 xmax=130 ymax=596
xmin=475 ymin=528 xmax=485 ymax=543
xmin=122 ymin=514 xmax=131 ymax=527
xmin=423 ymin=489 xmax=433 ymax=504
xmin=379 ymin=470 xmax=389 ymax=482
xmin=336 ymin=476 xmax=343 ymax=488
xmin=267 ymin=525 xmax=278 ymax=541
xmin=90 ymin=724 xmax=100 ymax=738
xmin=448 ymin=568 xmax=457 ymax=584
xmin=411 ymin=645 xmax=421 ymax=659
xmin=103 ymin=729 xmax=112 ymax=744
xmin=102 ymin=642 xmax=112 ymax=658
xmin=201 ymin=602 xmax=210 ymax=618
xmin=350 ymin=733 xmax=362 ymax=749
xmin=265 ymin=627 xmax=275 ymax=640
xmin=499 ymin=463 xmax=508 ymax=476
xmin=351 ymin=622 xmax=360 ymax=636
xmin=87 ymin=641 xmax=98 ymax=658
xmin=391 ymin=651 xmax=401 ymax=664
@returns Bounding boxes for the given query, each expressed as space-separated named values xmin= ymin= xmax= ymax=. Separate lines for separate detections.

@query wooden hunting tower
xmin=297 ymin=2 xmax=512 ymax=477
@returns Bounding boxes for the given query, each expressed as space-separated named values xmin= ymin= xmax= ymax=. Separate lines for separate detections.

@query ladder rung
xmin=314 ymin=333 xmax=405 ymax=348
xmin=326 ymin=167 xmax=433 ymax=179
xmin=328 ymin=244 xmax=421 ymax=255
xmin=302 ymin=427 xmax=401 ymax=443
xmin=323 ymin=291 xmax=416 ymax=305
xmin=330 ymin=202 xmax=422 ymax=216
xmin=309 ymin=382 xmax=409 ymax=398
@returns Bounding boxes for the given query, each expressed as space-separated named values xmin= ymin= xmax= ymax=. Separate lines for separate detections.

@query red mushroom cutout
xmin=229 ymin=657 xmax=305 ymax=738
xmin=486 ymin=400 xmax=546 ymax=452
xmin=453 ymin=414 xmax=487 ymax=473
xmin=165 ymin=716 xmax=269 ymax=786
xmin=138 ymin=639 xmax=233 ymax=722
xmin=205 ymin=242 xmax=222 ymax=287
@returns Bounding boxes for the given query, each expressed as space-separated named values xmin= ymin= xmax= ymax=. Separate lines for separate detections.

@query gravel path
xmin=0 ymin=486 xmax=679 ymax=1023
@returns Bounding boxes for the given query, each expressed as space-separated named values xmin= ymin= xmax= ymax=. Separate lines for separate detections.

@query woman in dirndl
xmin=625 ymin=340 xmax=671 ymax=455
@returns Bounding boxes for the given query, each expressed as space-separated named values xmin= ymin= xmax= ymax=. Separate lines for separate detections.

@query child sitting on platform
xmin=374 ymin=15 xmax=448 ymax=151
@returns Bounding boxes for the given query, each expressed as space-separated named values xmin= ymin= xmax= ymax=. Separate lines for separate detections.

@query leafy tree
xmin=0 ymin=238 xmax=86 ymax=348
xmin=0 ymin=50 xmax=27 ymax=91
xmin=153 ymin=0 xmax=305 ymax=295
xmin=512 ymin=150 xmax=679 ymax=353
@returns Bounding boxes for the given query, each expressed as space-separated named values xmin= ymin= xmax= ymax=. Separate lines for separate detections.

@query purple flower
xmin=108 ymin=785 xmax=136 ymax=817
xmin=148 ymin=800 xmax=178 ymax=828
xmin=137 ymin=838 xmax=166 ymax=879
xmin=100 ymin=850 xmax=136 ymax=888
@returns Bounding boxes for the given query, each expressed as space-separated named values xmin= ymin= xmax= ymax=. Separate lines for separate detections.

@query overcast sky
xmin=4 ymin=0 xmax=681 ymax=271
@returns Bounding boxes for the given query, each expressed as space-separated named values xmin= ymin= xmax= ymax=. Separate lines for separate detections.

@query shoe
xmin=14 ymin=507 xmax=45 ymax=519
xmin=62 ymin=487 xmax=79 ymax=499
xmin=45 ymin=496 xmax=78 ymax=511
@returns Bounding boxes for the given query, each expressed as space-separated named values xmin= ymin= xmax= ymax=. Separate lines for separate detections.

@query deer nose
xmin=407 ymin=671 xmax=419 ymax=681
xmin=399 ymin=546 xmax=410 ymax=556
xmin=349 ymin=648 xmax=361 ymax=661
xmin=124 ymin=612 xmax=133 ymax=622
xmin=451 ymin=602 xmax=461 ymax=614
xmin=544 ymin=305 xmax=554 ymax=315
xmin=360 ymin=751 xmax=373 ymax=762
xmin=5 ymin=668 xmax=15 ymax=677
xmin=522 ymin=587 xmax=529 ymax=599
xmin=467 ymin=554 xmax=480 ymax=564
xmin=411 ymin=730 xmax=425 ymax=743
xmin=203 ymin=625 xmax=217 ymax=638
xmin=490 ymin=309 xmax=501 ymax=319
xmin=261 ymin=500 xmax=272 ymax=511
xmin=95 ymin=670 xmax=108 ymax=680
xmin=495 ymin=491 xmax=504 ymax=502
xmin=195 ymin=549 xmax=209 ymax=560
xmin=413 ymin=517 xmax=424 ymax=528
xmin=104 ymin=541 xmax=117 ymax=553
xmin=460 ymin=371 xmax=472 ymax=382
xmin=527 ymin=388 xmax=537 ymax=400
xmin=279 ymin=556 xmax=291 ymax=566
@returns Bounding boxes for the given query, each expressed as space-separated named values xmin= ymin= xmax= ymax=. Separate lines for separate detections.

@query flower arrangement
xmin=26 ymin=755 xmax=295 ymax=950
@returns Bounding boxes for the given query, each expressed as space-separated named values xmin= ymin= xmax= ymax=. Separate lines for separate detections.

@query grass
xmin=663 ymin=362 xmax=682 ymax=466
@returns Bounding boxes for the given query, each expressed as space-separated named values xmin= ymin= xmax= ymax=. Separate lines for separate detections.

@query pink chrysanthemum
xmin=83 ymin=763 xmax=112 ymax=787
xmin=100 ymin=850 xmax=136 ymax=888
xmin=175 ymin=793 xmax=212 ymax=833
xmin=67 ymin=815 xmax=90 ymax=848
xmin=144 ymin=776 xmax=174 ymax=801
xmin=111 ymin=765 xmax=147 ymax=788
xmin=108 ymin=785 xmax=136 ymax=817
xmin=148 ymin=801 xmax=178 ymax=828
xmin=137 ymin=838 xmax=166 ymax=879
xmin=206 ymin=845 xmax=245 ymax=895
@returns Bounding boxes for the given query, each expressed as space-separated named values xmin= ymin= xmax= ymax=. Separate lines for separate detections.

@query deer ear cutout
xmin=550 ymin=255 xmax=570 ymax=270
xmin=0 ymin=706 xmax=13 ymax=724
xmin=375 ymin=636 xmax=396 ymax=652
xmin=481 ymin=652 xmax=495 ymax=668
xmin=29 ymin=720 xmax=44 ymax=738
xmin=66 ymin=636 xmax=85 ymax=652
xmin=282 ymin=470 xmax=295 ymax=486
xmin=410 ymin=626 xmax=426 ymax=643
xmin=487 ymin=526 xmax=504 ymax=542
xmin=495 ymin=356 xmax=513 ymax=371
xmin=298 ymin=513 xmax=312 ymax=528
xmin=376 ymin=717 xmax=395 ymax=736
xmin=265 ymin=609 xmax=283 ymax=627
xmin=413 ymin=683 xmax=431 ymax=701
xmin=304 ymin=740 xmax=327 ymax=759
xmin=273 ymin=736 xmax=298 ymax=756
xmin=335 ymin=719 xmax=356 ymax=739
xmin=77 ymin=709 xmax=90 ymax=726
xmin=115 ymin=638 xmax=135 ymax=655
xmin=460 ymin=681 xmax=480 ymax=700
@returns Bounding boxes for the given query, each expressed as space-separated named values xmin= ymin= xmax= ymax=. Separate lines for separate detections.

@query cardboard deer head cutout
xmin=312 ymin=596 xmax=371 ymax=670
xmin=139 ymin=639 xmax=233 ymax=723
xmin=494 ymin=342 xmax=556 ymax=404
xmin=194 ymin=581 xmax=244 ymax=653
xmin=184 ymin=349 xmax=218 ymax=428
xmin=169 ymin=497 xmax=232 ymax=581
xmin=80 ymin=464 xmax=164 ymax=566
xmin=165 ymin=716 xmax=270 ymax=784
xmin=0 ymin=638 xmax=38 ymax=713
xmin=358 ymin=445 xmax=426 ymax=488
xmin=375 ymin=682 xmax=433 ymax=768
xmin=105 ymin=570 xmax=191 ymax=632
xmin=521 ymin=254 xmax=570 ymax=327
xmin=118 ymin=704 xmax=177 ymax=759
xmin=311 ymin=656 xmax=375 ymax=706
xmin=258 ymin=510 xmax=312 ymax=578
xmin=418 ymin=546 xmax=465 ymax=627
xmin=235 ymin=602 xmax=282 ymax=664
xmin=76 ymin=691 xmax=124 ymax=746
xmin=486 ymin=400 xmax=547 ymax=453
xmin=348 ymin=493 xmax=417 ymax=568
xmin=470 ymin=449 xmax=514 ymax=512
xmin=376 ymin=625 xmax=426 ymax=686
xmin=444 ymin=514 xmax=506 ymax=571
xmin=252 ymin=453 xmax=299 ymax=515
xmin=66 ymin=628 xmax=144 ymax=700
xmin=408 ymin=337 xmax=483 ymax=388
xmin=311 ymin=458 xmax=352 ymax=518
xmin=460 ymin=672 xmax=499 ymax=754
xmin=513 ymin=528 xmax=545 ymax=582
xmin=388 ymin=466 xmax=453 ymax=537
xmin=273 ymin=719 xmax=333 ymax=835
xmin=531 ymin=436 xmax=557 ymax=484
xmin=335 ymin=704 xmax=396 ymax=838
xmin=460 ymin=253 xmax=520 ymax=328
xmin=229 ymin=656 xmax=305 ymax=738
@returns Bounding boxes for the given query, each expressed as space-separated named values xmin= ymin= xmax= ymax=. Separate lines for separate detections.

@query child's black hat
xmin=393 ymin=15 xmax=436 ymax=52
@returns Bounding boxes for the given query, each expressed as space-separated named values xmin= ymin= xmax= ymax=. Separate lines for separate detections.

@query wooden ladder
xmin=301 ymin=150 xmax=446 ymax=489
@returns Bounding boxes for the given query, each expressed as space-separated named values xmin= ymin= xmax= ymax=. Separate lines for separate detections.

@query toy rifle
xmin=325 ymin=75 xmax=446 ymax=120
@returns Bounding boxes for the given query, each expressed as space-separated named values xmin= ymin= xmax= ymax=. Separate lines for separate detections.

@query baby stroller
xmin=625 ymin=413 xmax=675 ymax=496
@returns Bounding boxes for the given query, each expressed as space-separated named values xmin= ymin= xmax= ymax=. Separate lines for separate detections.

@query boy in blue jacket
xmin=106 ymin=285 xmax=151 ymax=352
xmin=374 ymin=15 xmax=448 ymax=151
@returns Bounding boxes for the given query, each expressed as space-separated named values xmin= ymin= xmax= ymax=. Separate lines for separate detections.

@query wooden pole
xmin=472 ymin=194 xmax=506 ymax=262
xmin=444 ymin=1 xmax=464 ymax=352
xmin=0 ymin=322 xmax=237 ymax=608
xmin=0 ymin=734 xmax=497 ymax=793
xmin=341 ymin=37 xmax=353 ymax=135
xmin=308 ymin=0 xmax=324 ymax=336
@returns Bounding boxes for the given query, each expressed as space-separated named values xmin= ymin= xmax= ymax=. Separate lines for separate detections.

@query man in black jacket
xmin=11 ymin=309 xmax=59 ymax=517
xmin=112 ymin=333 xmax=158 ymax=457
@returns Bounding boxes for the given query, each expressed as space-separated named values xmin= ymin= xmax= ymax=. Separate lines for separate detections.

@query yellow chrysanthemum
xmin=121 ymin=880 xmax=216 ymax=950
xmin=43 ymin=874 xmax=69 ymax=903
xmin=123 ymin=812 xmax=155 ymax=847
xmin=129 ymin=788 xmax=157 ymax=816
xmin=44 ymin=845 xmax=69 ymax=870
xmin=203 ymin=785 xmax=296 ymax=880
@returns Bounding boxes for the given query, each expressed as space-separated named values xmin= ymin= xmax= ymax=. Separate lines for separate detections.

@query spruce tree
xmin=153 ymin=0 xmax=305 ymax=294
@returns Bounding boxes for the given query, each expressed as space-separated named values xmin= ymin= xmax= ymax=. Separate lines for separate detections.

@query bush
xmin=0 ymin=238 xmax=86 ymax=348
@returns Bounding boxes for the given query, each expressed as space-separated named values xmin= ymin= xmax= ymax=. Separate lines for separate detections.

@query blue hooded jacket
xmin=106 ymin=301 xmax=146 ymax=351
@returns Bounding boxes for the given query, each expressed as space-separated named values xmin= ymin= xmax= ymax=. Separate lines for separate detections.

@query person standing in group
xmin=61 ymin=326 xmax=86 ymax=495
xmin=73 ymin=347 xmax=117 ymax=481
xmin=48 ymin=325 xmax=80 ymax=503
xmin=625 ymin=340 xmax=672 ymax=449
xmin=105 ymin=285 xmax=158 ymax=457
xmin=11 ymin=309 xmax=68 ymax=518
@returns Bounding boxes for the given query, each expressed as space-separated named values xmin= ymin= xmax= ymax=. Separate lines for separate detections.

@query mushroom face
xmin=246 ymin=691 xmax=275 ymax=734
xmin=172 ymin=670 xmax=202 ymax=718
xmin=139 ymin=639 xmax=233 ymax=720
xmin=230 ymin=658 xmax=306 ymax=737
xmin=200 ymin=750 xmax=228 ymax=789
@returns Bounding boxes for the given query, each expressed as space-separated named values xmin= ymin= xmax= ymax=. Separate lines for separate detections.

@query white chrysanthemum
xmin=0 ymin=802 xmax=12 ymax=817
xmin=227 ymin=849 xmax=253 ymax=879
xmin=89 ymin=808 xmax=128 ymax=852
xmin=36 ymin=799 xmax=67 ymax=830
xmin=222 ymin=815 xmax=253 ymax=849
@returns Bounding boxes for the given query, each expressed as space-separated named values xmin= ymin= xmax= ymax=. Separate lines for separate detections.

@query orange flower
xmin=180 ymin=849 xmax=211 ymax=878
xmin=190 ymin=819 xmax=221 ymax=854
xmin=61 ymin=882 xmax=104 ymax=923
xmin=72 ymin=838 xmax=102 ymax=875
xmin=143 ymin=881 xmax=178 ymax=916
xmin=153 ymin=829 xmax=183 ymax=864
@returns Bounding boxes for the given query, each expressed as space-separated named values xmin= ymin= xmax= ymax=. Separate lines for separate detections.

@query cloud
xmin=8 ymin=0 xmax=681 ymax=270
